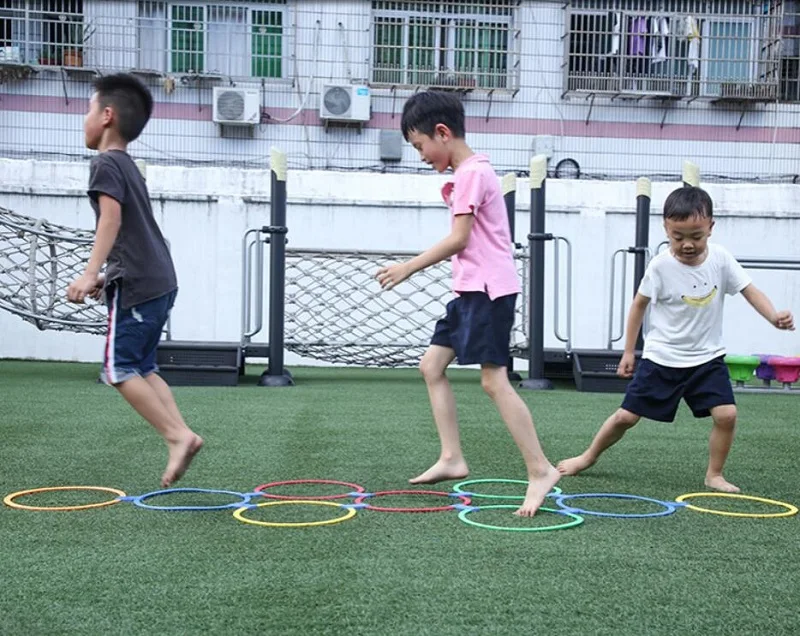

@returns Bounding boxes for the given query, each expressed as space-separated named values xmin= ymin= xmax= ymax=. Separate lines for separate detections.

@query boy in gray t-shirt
xmin=67 ymin=73 xmax=202 ymax=487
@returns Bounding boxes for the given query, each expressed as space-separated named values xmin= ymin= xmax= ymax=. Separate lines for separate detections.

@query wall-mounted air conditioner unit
xmin=319 ymin=84 xmax=371 ymax=124
xmin=212 ymin=87 xmax=260 ymax=126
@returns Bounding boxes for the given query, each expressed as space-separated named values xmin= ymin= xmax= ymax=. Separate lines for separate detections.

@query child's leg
xmin=146 ymin=372 xmax=191 ymax=430
xmin=557 ymin=408 xmax=641 ymax=475
xmin=681 ymin=357 xmax=740 ymax=493
xmin=409 ymin=344 xmax=469 ymax=484
xmin=481 ymin=364 xmax=560 ymax=517
xmin=104 ymin=288 xmax=201 ymax=487
xmin=115 ymin=376 xmax=203 ymax=487
xmin=560 ymin=357 xmax=682 ymax=475
xmin=705 ymin=404 xmax=739 ymax=493
xmin=146 ymin=372 xmax=204 ymax=474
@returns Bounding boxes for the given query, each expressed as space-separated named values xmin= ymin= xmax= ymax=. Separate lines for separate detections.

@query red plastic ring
xmin=254 ymin=479 xmax=366 ymax=500
xmin=353 ymin=489 xmax=471 ymax=512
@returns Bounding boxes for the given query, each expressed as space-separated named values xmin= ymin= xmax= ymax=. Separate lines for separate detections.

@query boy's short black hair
xmin=401 ymin=91 xmax=465 ymax=141
xmin=663 ymin=185 xmax=713 ymax=221
xmin=93 ymin=73 xmax=153 ymax=142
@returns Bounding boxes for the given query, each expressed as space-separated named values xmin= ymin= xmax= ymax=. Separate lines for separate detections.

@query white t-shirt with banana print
xmin=637 ymin=243 xmax=751 ymax=368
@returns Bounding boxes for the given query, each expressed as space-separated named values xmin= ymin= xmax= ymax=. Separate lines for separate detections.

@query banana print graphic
xmin=681 ymin=284 xmax=717 ymax=307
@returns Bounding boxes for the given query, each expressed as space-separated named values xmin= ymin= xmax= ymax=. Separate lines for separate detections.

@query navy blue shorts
xmin=102 ymin=284 xmax=177 ymax=385
xmin=621 ymin=356 xmax=735 ymax=422
xmin=430 ymin=292 xmax=516 ymax=367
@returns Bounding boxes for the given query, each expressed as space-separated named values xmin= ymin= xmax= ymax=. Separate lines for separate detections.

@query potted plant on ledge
xmin=63 ymin=19 xmax=95 ymax=68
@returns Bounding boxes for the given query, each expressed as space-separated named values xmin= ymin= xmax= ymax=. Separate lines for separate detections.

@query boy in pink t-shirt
xmin=377 ymin=91 xmax=560 ymax=517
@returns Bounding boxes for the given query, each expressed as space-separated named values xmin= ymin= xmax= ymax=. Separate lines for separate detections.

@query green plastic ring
xmin=458 ymin=504 xmax=583 ymax=532
xmin=453 ymin=478 xmax=562 ymax=500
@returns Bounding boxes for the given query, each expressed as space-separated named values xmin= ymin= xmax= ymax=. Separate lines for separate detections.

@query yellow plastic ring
xmin=4 ymin=486 xmax=126 ymax=511
xmin=232 ymin=499 xmax=357 ymax=528
xmin=675 ymin=492 xmax=798 ymax=518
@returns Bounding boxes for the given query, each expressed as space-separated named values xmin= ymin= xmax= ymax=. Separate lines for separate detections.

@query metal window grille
xmin=564 ymin=0 xmax=786 ymax=101
xmin=0 ymin=1 xmax=286 ymax=75
xmin=136 ymin=0 xmax=286 ymax=77
xmin=371 ymin=0 xmax=520 ymax=90
xmin=0 ymin=0 xmax=88 ymax=66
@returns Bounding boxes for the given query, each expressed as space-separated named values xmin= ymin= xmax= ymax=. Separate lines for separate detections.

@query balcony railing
xmin=564 ymin=0 xmax=786 ymax=101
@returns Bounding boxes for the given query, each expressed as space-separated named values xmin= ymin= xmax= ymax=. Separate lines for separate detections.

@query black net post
xmin=259 ymin=148 xmax=294 ymax=387
xmin=631 ymin=177 xmax=651 ymax=351
xmin=520 ymin=156 xmax=553 ymax=391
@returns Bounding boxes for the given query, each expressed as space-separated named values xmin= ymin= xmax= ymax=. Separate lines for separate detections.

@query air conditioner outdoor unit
xmin=212 ymin=87 xmax=260 ymax=125
xmin=319 ymin=84 xmax=371 ymax=123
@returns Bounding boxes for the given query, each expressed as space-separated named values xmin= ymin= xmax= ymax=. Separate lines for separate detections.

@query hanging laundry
xmin=686 ymin=16 xmax=700 ymax=73
xmin=607 ymin=12 xmax=622 ymax=56
xmin=651 ymin=16 xmax=669 ymax=64
xmin=628 ymin=16 xmax=648 ymax=57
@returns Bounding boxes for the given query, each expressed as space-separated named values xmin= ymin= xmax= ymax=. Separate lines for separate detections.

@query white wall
xmin=1 ymin=158 xmax=799 ymax=367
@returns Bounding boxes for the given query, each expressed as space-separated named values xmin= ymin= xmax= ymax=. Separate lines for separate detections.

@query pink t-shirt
xmin=440 ymin=154 xmax=521 ymax=300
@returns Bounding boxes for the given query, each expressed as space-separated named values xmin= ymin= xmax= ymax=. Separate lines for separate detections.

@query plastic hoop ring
xmin=232 ymin=500 xmax=357 ymax=528
xmin=3 ymin=486 xmax=126 ymax=511
xmin=458 ymin=505 xmax=584 ymax=532
xmin=453 ymin=478 xmax=562 ymax=500
xmin=675 ymin=492 xmax=798 ymax=518
xmin=131 ymin=488 xmax=258 ymax=511
xmin=353 ymin=490 xmax=471 ymax=512
xmin=254 ymin=479 xmax=366 ymax=500
xmin=553 ymin=493 xmax=680 ymax=518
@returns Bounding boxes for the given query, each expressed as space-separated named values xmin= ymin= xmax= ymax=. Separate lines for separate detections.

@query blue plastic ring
xmin=553 ymin=493 xmax=680 ymax=518
xmin=131 ymin=488 xmax=259 ymax=511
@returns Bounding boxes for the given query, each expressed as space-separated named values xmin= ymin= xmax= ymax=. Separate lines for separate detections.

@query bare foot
xmin=705 ymin=474 xmax=740 ymax=493
xmin=161 ymin=433 xmax=204 ymax=487
xmin=409 ymin=458 xmax=469 ymax=485
xmin=557 ymin=453 xmax=596 ymax=476
xmin=514 ymin=465 xmax=561 ymax=517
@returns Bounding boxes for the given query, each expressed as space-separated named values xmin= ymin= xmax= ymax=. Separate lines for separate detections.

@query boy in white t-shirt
xmin=558 ymin=186 xmax=794 ymax=493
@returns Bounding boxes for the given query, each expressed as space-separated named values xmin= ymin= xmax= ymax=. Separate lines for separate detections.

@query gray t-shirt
xmin=87 ymin=150 xmax=177 ymax=310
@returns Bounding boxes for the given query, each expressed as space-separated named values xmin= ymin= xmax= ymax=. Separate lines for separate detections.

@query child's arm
xmin=740 ymin=284 xmax=795 ymax=330
xmin=67 ymin=195 xmax=122 ymax=304
xmin=376 ymin=214 xmax=474 ymax=290
xmin=618 ymin=292 xmax=651 ymax=377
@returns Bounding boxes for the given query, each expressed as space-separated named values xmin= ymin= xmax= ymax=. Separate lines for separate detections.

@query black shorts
xmin=621 ymin=356 xmax=735 ymax=422
xmin=430 ymin=292 xmax=516 ymax=367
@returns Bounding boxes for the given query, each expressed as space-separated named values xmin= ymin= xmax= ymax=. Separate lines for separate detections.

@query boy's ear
xmin=101 ymin=105 xmax=115 ymax=129
xmin=434 ymin=123 xmax=451 ymax=140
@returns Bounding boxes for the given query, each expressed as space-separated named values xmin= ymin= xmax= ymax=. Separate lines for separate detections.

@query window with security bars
xmin=564 ymin=0 xmax=788 ymax=101
xmin=0 ymin=0 xmax=88 ymax=66
xmin=136 ymin=0 xmax=285 ymax=78
xmin=779 ymin=3 xmax=800 ymax=102
xmin=371 ymin=0 xmax=518 ymax=90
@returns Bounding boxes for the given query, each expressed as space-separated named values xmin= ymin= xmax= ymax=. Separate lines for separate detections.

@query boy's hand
xmin=67 ymin=272 xmax=101 ymax=304
xmin=87 ymin=274 xmax=106 ymax=301
xmin=774 ymin=310 xmax=795 ymax=331
xmin=617 ymin=352 xmax=636 ymax=378
xmin=376 ymin=263 xmax=411 ymax=291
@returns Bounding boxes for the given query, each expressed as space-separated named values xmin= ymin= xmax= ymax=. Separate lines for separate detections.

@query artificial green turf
xmin=1 ymin=360 xmax=798 ymax=635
